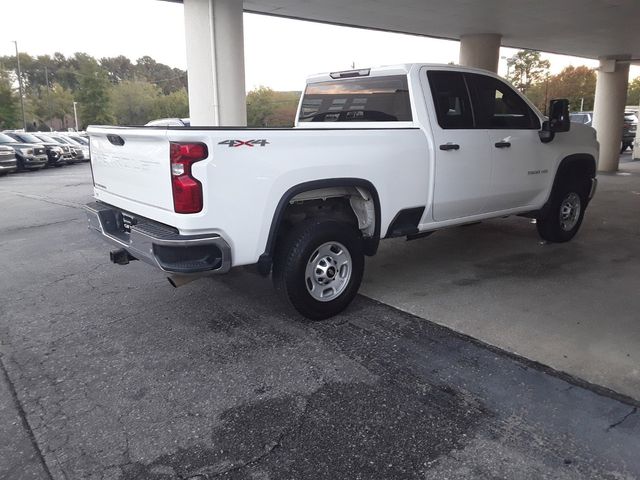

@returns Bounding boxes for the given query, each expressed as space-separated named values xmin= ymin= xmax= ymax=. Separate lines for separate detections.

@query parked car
xmin=43 ymin=134 xmax=87 ymax=162
xmin=5 ymin=131 xmax=68 ymax=167
xmin=569 ymin=111 xmax=637 ymax=153
xmin=146 ymin=118 xmax=191 ymax=127
xmin=31 ymin=134 xmax=80 ymax=164
xmin=85 ymin=64 xmax=598 ymax=320
xmin=0 ymin=133 xmax=48 ymax=171
xmin=0 ymin=145 xmax=17 ymax=175
xmin=55 ymin=134 xmax=91 ymax=161
xmin=622 ymin=112 xmax=638 ymax=152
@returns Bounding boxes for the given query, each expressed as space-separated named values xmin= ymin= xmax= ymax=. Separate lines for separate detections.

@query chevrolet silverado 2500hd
xmin=85 ymin=64 xmax=598 ymax=320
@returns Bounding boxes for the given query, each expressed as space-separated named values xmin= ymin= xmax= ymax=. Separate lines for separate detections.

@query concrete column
xmin=183 ymin=0 xmax=247 ymax=126
xmin=592 ymin=57 xmax=630 ymax=172
xmin=459 ymin=34 xmax=502 ymax=73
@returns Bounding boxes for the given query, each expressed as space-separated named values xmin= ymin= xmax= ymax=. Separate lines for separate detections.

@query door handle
xmin=439 ymin=143 xmax=460 ymax=151
xmin=495 ymin=141 xmax=511 ymax=148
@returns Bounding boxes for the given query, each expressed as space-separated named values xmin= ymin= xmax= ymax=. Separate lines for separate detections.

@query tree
xmin=627 ymin=77 xmax=640 ymax=107
xmin=110 ymin=80 xmax=161 ymax=125
xmin=507 ymin=50 xmax=551 ymax=94
xmin=526 ymin=65 xmax=596 ymax=112
xmin=76 ymin=63 xmax=114 ymax=128
xmin=100 ymin=55 xmax=135 ymax=84
xmin=154 ymin=88 xmax=189 ymax=119
xmin=247 ymin=87 xmax=276 ymax=126
xmin=0 ymin=72 xmax=19 ymax=129
xmin=246 ymin=88 xmax=300 ymax=127
xmin=34 ymin=83 xmax=74 ymax=129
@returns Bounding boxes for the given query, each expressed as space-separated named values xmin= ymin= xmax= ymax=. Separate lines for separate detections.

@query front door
xmin=465 ymin=73 xmax=550 ymax=211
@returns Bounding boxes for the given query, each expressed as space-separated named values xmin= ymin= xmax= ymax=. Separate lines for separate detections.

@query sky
xmin=1 ymin=0 xmax=638 ymax=91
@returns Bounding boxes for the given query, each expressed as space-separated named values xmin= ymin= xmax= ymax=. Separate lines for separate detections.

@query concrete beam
xmin=592 ymin=57 xmax=630 ymax=172
xmin=459 ymin=34 xmax=502 ymax=73
xmin=183 ymin=0 xmax=247 ymax=126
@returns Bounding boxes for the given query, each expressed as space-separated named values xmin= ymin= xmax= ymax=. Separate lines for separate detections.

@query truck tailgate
xmin=89 ymin=127 xmax=174 ymax=211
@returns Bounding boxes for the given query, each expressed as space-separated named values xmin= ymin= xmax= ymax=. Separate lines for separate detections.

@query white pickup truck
xmin=85 ymin=64 xmax=598 ymax=320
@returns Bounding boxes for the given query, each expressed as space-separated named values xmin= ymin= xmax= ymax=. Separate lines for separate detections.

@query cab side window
xmin=465 ymin=73 xmax=540 ymax=130
xmin=427 ymin=71 xmax=474 ymax=129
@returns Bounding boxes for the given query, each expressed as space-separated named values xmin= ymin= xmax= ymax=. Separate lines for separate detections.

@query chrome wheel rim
xmin=559 ymin=192 xmax=581 ymax=231
xmin=305 ymin=241 xmax=352 ymax=302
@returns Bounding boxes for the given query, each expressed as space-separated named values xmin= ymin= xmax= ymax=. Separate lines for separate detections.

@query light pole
xmin=73 ymin=101 xmax=79 ymax=131
xmin=44 ymin=66 xmax=53 ymax=131
xmin=13 ymin=41 xmax=26 ymax=131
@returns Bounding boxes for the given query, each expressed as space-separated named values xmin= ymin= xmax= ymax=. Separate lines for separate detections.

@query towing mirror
xmin=549 ymin=99 xmax=570 ymax=133
xmin=539 ymin=98 xmax=570 ymax=143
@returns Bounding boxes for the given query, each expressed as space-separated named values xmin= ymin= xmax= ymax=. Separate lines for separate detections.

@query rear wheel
xmin=536 ymin=180 xmax=588 ymax=243
xmin=273 ymin=219 xmax=364 ymax=320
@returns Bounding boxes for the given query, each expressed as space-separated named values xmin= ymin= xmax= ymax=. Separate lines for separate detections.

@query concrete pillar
xmin=592 ymin=57 xmax=630 ymax=172
xmin=183 ymin=0 xmax=247 ymax=126
xmin=459 ymin=34 xmax=502 ymax=73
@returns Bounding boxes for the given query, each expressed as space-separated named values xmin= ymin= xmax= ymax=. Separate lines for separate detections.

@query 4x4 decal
xmin=218 ymin=139 xmax=269 ymax=148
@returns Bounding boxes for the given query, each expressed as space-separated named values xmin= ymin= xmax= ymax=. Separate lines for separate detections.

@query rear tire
xmin=273 ymin=219 xmax=364 ymax=320
xmin=536 ymin=179 xmax=588 ymax=243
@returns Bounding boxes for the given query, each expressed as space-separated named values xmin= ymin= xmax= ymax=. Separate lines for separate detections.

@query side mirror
xmin=549 ymin=99 xmax=570 ymax=133
xmin=539 ymin=99 xmax=570 ymax=143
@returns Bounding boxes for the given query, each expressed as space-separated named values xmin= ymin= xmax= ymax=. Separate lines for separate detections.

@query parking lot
xmin=1 ymin=161 xmax=639 ymax=479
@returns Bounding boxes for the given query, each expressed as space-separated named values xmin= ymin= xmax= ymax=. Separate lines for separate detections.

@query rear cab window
xmin=298 ymin=75 xmax=412 ymax=123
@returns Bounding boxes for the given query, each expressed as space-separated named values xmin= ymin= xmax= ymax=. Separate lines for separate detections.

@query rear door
xmin=465 ymin=73 xmax=548 ymax=211
xmin=425 ymin=70 xmax=492 ymax=221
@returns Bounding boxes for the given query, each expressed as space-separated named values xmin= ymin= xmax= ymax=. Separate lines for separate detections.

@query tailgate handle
xmin=107 ymin=134 xmax=125 ymax=146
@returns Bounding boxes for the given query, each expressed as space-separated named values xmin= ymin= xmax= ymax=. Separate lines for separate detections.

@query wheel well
xmin=554 ymin=154 xmax=596 ymax=187
xmin=541 ymin=154 xmax=596 ymax=216
xmin=257 ymin=179 xmax=381 ymax=275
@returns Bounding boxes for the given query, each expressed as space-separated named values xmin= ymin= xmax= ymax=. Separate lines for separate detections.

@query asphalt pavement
xmin=0 ymin=164 xmax=638 ymax=480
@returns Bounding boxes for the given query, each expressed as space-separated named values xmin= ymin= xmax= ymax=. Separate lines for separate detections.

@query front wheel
xmin=536 ymin=182 xmax=587 ymax=243
xmin=273 ymin=219 xmax=364 ymax=320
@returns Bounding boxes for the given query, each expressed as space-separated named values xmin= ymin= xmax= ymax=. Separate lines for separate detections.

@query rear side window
xmin=466 ymin=73 xmax=540 ymax=130
xmin=298 ymin=75 xmax=412 ymax=123
xmin=427 ymin=71 xmax=474 ymax=129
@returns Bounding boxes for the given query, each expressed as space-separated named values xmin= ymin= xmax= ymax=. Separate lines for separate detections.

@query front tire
xmin=536 ymin=180 xmax=588 ymax=243
xmin=273 ymin=219 xmax=364 ymax=320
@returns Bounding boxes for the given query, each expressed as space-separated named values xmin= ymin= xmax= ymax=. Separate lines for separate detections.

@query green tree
xmin=247 ymin=87 xmax=276 ymax=126
xmin=101 ymin=55 xmax=135 ymax=84
xmin=110 ymin=80 xmax=161 ymax=125
xmin=154 ymin=88 xmax=189 ymax=119
xmin=0 ymin=72 xmax=19 ymax=129
xmin=76 ymin=63 xmax=113 ymax=128
xmin=34 ymin=83 xmax=74 ymax=129
xmin=507 ymin=50 xmax=551 ymax=94
xmin=627 ymin=77 xmax=640 ymax=107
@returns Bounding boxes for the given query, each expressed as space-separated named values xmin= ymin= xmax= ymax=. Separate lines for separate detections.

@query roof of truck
xmin=305 ymin=63 xmax=500 ymax=84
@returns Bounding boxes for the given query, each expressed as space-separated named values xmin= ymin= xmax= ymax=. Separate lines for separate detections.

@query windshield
xmin=50 ymin=136 xmax=72 ymax=144
xmin=35 ymin=134 xmax=58 ymax=143
xmin=63 ymin=136 xmax=82 ymax=146
xmin=0 ymin=133 xmax=18 ymax=143
xmin=70 ymin=136 xmax=88 ymax=145
xmin=15 ymin=133 xmax=43 ymax=143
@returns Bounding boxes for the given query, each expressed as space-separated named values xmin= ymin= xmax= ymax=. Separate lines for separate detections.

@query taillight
xmin=170 ymin=142 xmax=208 ymax=214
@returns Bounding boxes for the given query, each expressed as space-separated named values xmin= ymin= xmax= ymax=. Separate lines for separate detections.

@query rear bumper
xmin=84 ymin=201 xmax=232 ymax=274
